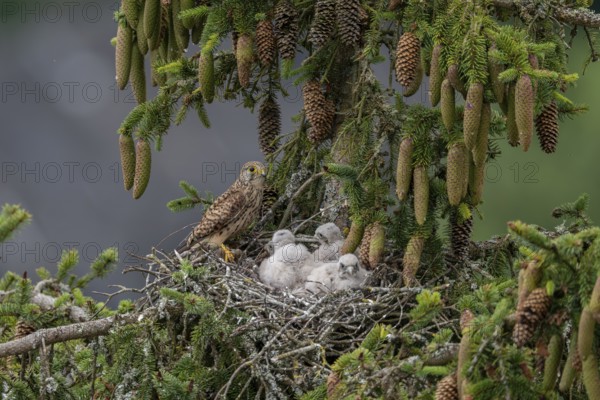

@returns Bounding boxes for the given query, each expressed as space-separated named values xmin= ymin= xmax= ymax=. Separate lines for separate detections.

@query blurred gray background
xmin=1 ymin=1 xmax=600 ymax=297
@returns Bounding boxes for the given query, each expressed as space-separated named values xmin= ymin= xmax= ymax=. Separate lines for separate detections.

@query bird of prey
xmin=312 ymin=222 xmax=345 ymax=264
xmin=303 ymin=254 xmax=367 ymax=295
xmin=259 ymin=230 xmax=310 ymax=289
xmin=331 ymin=254 xmax=368 ymax=291
xmin=184 ymin=161 xmax=266 ymax=260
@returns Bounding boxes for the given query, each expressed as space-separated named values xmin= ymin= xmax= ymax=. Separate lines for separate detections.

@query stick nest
xmin=137 ymin=243 xmax=424 ymax=398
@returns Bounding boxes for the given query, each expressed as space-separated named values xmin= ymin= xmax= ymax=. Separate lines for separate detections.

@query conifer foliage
xmin=2 ymin=0 xmax=592 ymax=397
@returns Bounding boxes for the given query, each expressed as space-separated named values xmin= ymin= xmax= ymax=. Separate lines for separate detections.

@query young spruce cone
xmin=359 ymin=224 xmax=373 ymax=269
xmin=133 ymin=139 xmax=152 ymax=199
xmin=446 ymin=209 xmax=473 ymax=267
xmin=536 ymin=101 xmax=559 ymax=154
xmin=395 ymin=32 xmax=420 ymax=87
xmin=463 ymin=83 xmax=483 ymax=151
xmin=236 ymin=34 xmax=253 ymax=88
xmin=274 ymin=0 xmax=299 ymax=61
xmin=513 ymin=287 xmax=551 ymax=347
xmin=258 ymin=97 xmax=281 ymax=156
xmin=198 ymin=52 xmax=215 ymax=103
xmin=395 ymin=137 xmax=413 ymax=201
xmin=308 ymin=0 xmax=336 ymax=49
xmin=515 ymin=74 xmax=534 ymax=152
xmin=428 ymin=44 xmax=442 ymax=106
xmin=256 ymin=19 xmax=276 ymax=67
xmin=402 ymin=234 xmax=425 ymax=287
xmin=335 ymin=0 xmax=362 ymax=47
xmin=303 ymin=80 xmax=334 ymax=143
xmin=446 ymin=142 xmax=467 ymax=206
xmin=130 ymin=43 xmax=146 ymax=104
xmin=122 ymin=0 xmax=139 ymax=28
xmin=116 ymin=21 xmax=133 ymax=90
xmin=435 ymin=374 xmax=459 ymax=400
xmin=120 ymin=134 xmax=136 ymax=191
xmin=369 ymin=222 xmax=385 ymax=269
xmin=413 ymin=166 xmax=429 ymax=225
xmin=440 ymin=78 xmax=455 ymax=131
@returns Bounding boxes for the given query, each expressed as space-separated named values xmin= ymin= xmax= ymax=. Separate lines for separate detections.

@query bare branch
xmin=0 ymin=312 xmax=148 ymax=358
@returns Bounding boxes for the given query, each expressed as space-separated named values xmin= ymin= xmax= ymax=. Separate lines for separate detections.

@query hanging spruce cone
xmin=536 ymin=101 xmax=559 ymax=154
xmin=469 ymin=161 xmax=485 ymax=205
xmin=303 ymin=80 xmax=334 ymax=143
xmin=464 ymin=83 xmax=484 ymax=151
xmin=274 ymin=0 xmax=299 ymax=61
xmin=446 ymin=142 xmax=467 ymax=206
xmin=335 ymin=0 xmax=362 ymax=47
xmin=198 ymin=52 xmax=215 ymax=103
xmin=172 ymin=0 xmax=190 ymax=51
xmin=236 ymin=34 xmax=253 ymax=88
xmin=116 ymin=21 xmax=133 ymax=90
xmin=369 ymin=222 xmax=385 ymax=269
xmin=402 ymin=234 xmax=425 ymax=287
xmin=515 ymin=74 xmax=534 ymax=152
xmin=413 ymin=166 xmax=429 ymax=225
xmin=403 ymin=57 xmax=423 ymax=97
xmin=429 ymin=44 xmax=443 ymax=106
xmin=120 ymin=134 xmax=136 ymax=191
xmin=130 ymin=43 xmax=146 ymax=104
xmin=395 ymin=32 xmax=421 ymax=87
xmin=258 ymin=96 xmax=281 ymax=156
xmin=14 ymin=320 xmax=36 ymax=340
xmin=133 ymin=139 xmax=152 ymax=199
xmin=122 ymin=0 xmax=139 ymax=28
xmin=143 ymin=0 xmax=161 ymax=41
xmin=513 ymin=288 xmax=551 ymax=347
xmin=327 ymin=371 xmax=341 ymax=399
xmin=395 ymin=137 xmax=414 ymax=201
xmin=507 ymin=84 xmax=519 ymax=146
xmin=435 ymin=374 xmax=459 ymax=400
xmin=261 ymin=186 xmax=278 ymax=217
xmin=447 ymin=64 xmax=466 ymax=96
xmin=359 ymin=224 xmax=373 ymax=269
xmin=136 ymin=17 xmax=149 ymax=55
xmin=309 ymin=0 xmax=336 ymax=49
xmin=441 ymin=78 xmax=455 ymax=131
xmin=256 ymin=19 xmax=276 ymax=67
xmin=341 ymin=219 xmax=365 ymax=254
xmin=446 ymin=209 xmax=473 ymax=267
xmin=473 ymin=102 xmax=490 ymax=167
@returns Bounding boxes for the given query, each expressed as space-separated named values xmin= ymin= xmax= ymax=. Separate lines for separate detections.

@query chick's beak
xmin=258 ymin=168 xmax=267 ymax=177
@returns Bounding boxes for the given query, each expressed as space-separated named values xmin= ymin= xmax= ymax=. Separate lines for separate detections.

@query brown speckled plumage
xmin=186 ymin=161 xmax=266 ymax=247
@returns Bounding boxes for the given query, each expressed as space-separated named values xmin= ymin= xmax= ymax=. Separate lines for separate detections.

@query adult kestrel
xmin=184 ymin=161 xmax=267 ymax=255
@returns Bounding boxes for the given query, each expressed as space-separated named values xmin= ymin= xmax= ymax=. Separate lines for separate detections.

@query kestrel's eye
xmin=249 ymin=167 xmax=256 ymax=173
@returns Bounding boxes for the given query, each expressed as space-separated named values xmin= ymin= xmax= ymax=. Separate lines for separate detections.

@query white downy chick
xmin=303 ymin=261 xmax=338 ymax=296
xmin=312 ymin=223 xmax=345 ymax=265
xmin=331 ymin=254 xmax=368 ymax=291
xmin=259 ymin=230 xmax=310 ymax=289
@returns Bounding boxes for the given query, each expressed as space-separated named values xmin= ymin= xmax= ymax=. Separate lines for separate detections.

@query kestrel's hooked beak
xmin=258 ymin=167 xmax=267 ymax=177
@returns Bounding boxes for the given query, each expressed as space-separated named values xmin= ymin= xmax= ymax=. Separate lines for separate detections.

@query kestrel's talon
xmin=220 ymin=244 xmax=235 ymax=263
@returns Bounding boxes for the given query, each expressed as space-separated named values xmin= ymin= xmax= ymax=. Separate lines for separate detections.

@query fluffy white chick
xmin=331 ymin=254 xmax=368 ymax=291
xmin=312 ymin=223 xmax=345 ymax=264
xmin=259 ymin=230 xmax=310 ymax=289
xmin=303 ymin=262 xmax=337 ymax=295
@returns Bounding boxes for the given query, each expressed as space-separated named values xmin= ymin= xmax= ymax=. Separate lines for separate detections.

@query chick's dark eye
xmin=249 ymin=167 xmax=255 ymax=172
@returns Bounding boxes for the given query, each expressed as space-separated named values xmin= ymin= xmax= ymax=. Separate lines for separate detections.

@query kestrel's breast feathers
xmin=191 ymin=181 xmax=247 ymax=239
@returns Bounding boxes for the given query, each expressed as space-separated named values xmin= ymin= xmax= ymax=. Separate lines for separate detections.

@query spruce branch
xmin=492 ymin=0 xmax=600 ymax=28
